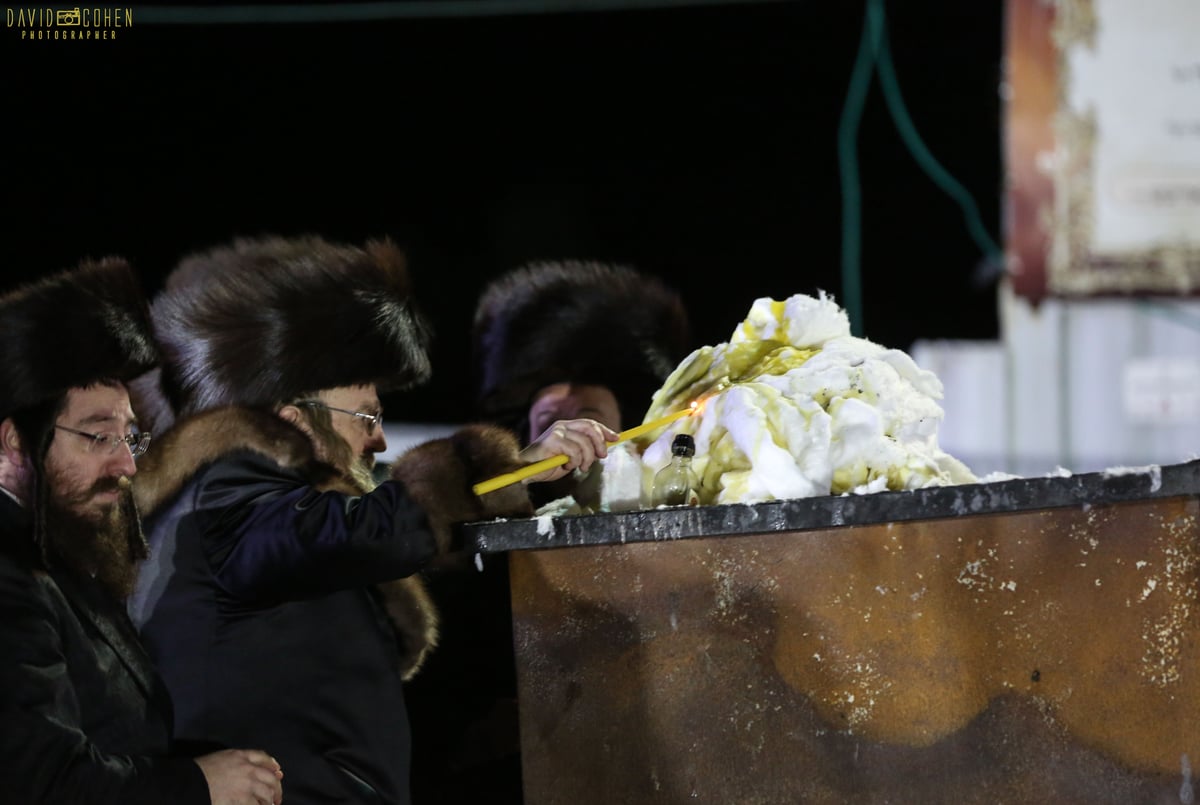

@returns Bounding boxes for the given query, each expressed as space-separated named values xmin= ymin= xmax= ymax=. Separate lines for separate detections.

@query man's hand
xmin=521 ymin=418 xmax=618 ymax=484
xmin=195 ymin=748 xmax=283 ymax=805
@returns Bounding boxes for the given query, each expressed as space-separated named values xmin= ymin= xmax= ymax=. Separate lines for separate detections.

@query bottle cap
xmin=670 ymin=433 xmax=695 ymax=457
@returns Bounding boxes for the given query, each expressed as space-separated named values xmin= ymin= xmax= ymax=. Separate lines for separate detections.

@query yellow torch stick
xmin=472 ymin=404 xmax=696 ymax=496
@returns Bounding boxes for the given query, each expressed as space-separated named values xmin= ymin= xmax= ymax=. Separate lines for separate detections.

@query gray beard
xmin=347 ymin=455 xmax=378 ymax=494
xmin=312 ymin=428 xmax=378 ymax=495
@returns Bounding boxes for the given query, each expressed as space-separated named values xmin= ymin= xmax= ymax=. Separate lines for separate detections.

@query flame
xmin=686 ymin=380 xmax=729 ymax=418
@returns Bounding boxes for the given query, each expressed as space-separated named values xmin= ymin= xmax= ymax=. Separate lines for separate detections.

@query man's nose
xmin=366 ymin=427 xmax=387 ymax=455
xmin=108 ymin=442 xmax=138 ymax=477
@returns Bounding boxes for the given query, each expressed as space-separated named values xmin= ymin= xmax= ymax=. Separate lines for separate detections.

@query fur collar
xmin=133 ymin=406 xmax=339 ymax=517
xmin=131 ymin=404 xmax=441 ymax=680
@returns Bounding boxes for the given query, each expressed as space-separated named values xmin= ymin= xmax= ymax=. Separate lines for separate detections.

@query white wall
xmin=911 ymin=282 xmax=1200 ymax=478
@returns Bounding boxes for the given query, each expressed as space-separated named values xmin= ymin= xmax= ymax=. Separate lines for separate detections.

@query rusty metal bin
xmin=462 ymin=462 xmax=1198 ymax=804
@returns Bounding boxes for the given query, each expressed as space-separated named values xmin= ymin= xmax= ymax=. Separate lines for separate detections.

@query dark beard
xmin=42 ymin=476 xmax=147 ymax=602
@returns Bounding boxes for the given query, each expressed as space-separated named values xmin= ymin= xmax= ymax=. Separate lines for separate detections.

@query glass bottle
xmin=652 ymin=433 xmax=701 ymax=507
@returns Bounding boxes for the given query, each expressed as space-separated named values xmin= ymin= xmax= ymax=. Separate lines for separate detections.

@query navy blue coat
xmin=131 ymin=440 xmax=438 ymax=805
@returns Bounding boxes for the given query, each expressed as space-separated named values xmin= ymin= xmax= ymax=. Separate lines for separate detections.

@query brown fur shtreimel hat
xmin=0 ymin=258 xmax=158 ymax=421
xmin=150 ymin=234 xmax=433 ymax=420
xmin=472 ymin=260 xmax=690 ymax=437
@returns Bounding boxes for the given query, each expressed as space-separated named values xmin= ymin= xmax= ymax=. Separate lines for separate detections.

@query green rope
xmin=873 ymin=4 xmax=1003 ymax=261
xmin=838 ymin=0 xmax=1003 ymax=337
xmin=836 ymin=0 xmax=881 ymax=337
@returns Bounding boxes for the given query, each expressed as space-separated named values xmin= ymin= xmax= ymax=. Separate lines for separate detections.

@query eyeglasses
xmin=295 ymin=401 xmax=383 ymax=435
xmin=54 ymin=425 xmax=152 ymax=457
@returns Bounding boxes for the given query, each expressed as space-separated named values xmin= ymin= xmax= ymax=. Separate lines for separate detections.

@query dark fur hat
xmin=473 ymin=261 xmax=690 ymax=437
xmin=0 ymin=258 xmax=158 ymax=421
xmin=151 ymin=234 xmax=432 ymax=420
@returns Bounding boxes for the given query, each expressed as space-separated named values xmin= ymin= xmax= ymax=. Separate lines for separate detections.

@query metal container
xmin=463 ymin=462 xmax=1199 ymax=804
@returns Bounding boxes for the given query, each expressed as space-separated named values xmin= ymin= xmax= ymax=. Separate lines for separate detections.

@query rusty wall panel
xmin=510 ymin=498 xmax=1198 ymax=804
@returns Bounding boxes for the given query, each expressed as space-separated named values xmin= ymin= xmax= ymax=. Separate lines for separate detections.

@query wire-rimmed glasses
xmin=54 ymin=425 xmax=152 ymax=457
xmin=295 ymin=401 xmax=383 ymax=436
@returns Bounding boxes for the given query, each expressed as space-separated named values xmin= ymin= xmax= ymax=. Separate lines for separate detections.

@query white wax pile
xmin=634 ymin=291 xmax=975 ymax=505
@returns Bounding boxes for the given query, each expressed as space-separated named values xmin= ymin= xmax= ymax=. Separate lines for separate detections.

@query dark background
xmin=3 ymin=0 xmax=1005 ymax=424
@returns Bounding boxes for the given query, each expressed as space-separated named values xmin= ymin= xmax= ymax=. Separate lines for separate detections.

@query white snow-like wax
xmin=539 ymin=291 xmax=976 ymax=514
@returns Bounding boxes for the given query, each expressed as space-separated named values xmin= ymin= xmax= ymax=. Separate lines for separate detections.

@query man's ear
xmin=1 ymin=418 xmax=24 ymax=462
xmin=0 ymin=418 xmax=32 ymax=500
xmin=277 ymin=405 xmax=312 ymax=437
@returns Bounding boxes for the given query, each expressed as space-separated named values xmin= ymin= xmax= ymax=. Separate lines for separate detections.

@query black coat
xmin=129 ymin=416 xmax=440 ymax=805
xmin=0 ymin=493 xmax=209 ymax=805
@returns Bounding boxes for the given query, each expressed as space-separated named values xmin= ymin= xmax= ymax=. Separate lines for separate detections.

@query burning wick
xmin=472 ymin=400 xmax=702 ymax=496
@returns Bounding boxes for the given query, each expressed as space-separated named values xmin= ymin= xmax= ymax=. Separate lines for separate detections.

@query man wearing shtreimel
xmin=128 ymin=234 xmax=608 ymax=804
xmin=0 ymin=259 xmax=283 ymax=805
